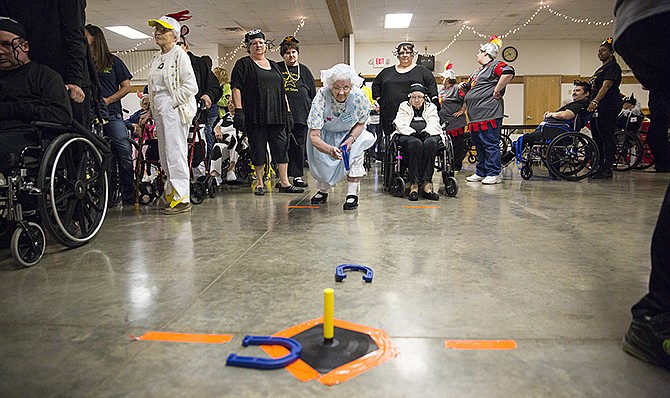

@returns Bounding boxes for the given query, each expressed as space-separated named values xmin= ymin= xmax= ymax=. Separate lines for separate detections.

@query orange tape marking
xmin=403 ymin=205 xmax=440 ymax=209
xmin=261 ymin=317 xmax=399 ymax=386
xmin=287 ymin=205 xmax=320 ymax=209
xmin=130 ymin=332 xmax=233 ymax=344
xmin=445 ymin=339 xmax=517 ymax=350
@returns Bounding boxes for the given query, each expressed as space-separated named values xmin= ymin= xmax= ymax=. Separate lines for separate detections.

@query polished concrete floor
xmin=2 ymin=162 xmax=670 ymax=397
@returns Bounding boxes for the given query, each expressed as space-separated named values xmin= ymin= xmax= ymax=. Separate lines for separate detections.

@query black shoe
xmin=293 ymin=177 xmax=308 ymax=188
xmin=278 ymin=184 xmax=305 ymax=193
xmin=343 ymin=195 xmax=358 ymax=210
xmin=591 ymin=169 xmax=613 ymax=179
xmin=421 ymin=190 xmax=439 ymax=201
xmin=623 ymin=314 xmax=670 ymax=371
xmin=408 ymin=191 xmax=419 ymax=201
xmin=311 ymin=191 xmax=328 ymax=204
xmin=254 ymin=186 xmax=265 ymax=196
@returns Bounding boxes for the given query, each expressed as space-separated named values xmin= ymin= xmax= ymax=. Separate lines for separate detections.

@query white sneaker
xmin=481 ymin=175 xmax=502 ymax=184
xmin=466 ymin=174 xmax=485 ymax=182
xmin=226 ymin=171 xmax=237 ymax=181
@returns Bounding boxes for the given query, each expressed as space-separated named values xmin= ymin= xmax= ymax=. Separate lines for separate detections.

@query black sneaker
xmin=622 ymin=314 xmax=670 ymax=371
xmin=591 ymin=168 xmax=613 ymax=179
xmin=343 ymin=195 xmax=358 ymax=210
xmin=278 ymin=184 xmax=305 ymax=193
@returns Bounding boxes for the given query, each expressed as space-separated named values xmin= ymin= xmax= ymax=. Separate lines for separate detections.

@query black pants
xmin=615 ymin=11 xmax=670 ymax=317
xmin=647 ymin=90 xmax=670 ymax=172
xmin=396 ymin=134 xmax=441 ymax=184
xmin=0 ymin=131 xmax=37 ymax=173
xmin=247 ymin=124 xmax=289 ymax=166
xmin=591 ymin=103 xmax=621 ymax=172
xmin=288 ymin=123 xmax=307 ymax=178
xmin=451 ymin=134 xmax=465 ymax=171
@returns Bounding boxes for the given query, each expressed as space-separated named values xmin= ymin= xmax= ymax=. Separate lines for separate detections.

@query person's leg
xmin=480 ymin=123 xmax=502 ymax=177
xmin=451 ymin=133 xmax=465 ymax=171
xmin=103 ymin=114 xmax=135 ymax=200
xmin=0 ymin=132 xmax=36 ymax=173
xmin=647 ymin=91 xmax=670 ymax=172
xmin=615 ymin=12 xmax=670 ymax=371
xmin=396 ymin=135 xmax=421 ymax=185
xmin=288 ymin=123 xmax=307 ymax=179
xmin=470 ymin=131 xmax=487 ymax=178
xmin=593 ymin=105 xmax=620 ymax=177
xmin=268 ymin=124 xmax=302 ymax=192
xmin=247 ymin=125 xmax=268 ymax=191
xmin=344 ymin=154 xmax=365 ymax=209
xmin=420 ymin=135 xmax=440 ymax=186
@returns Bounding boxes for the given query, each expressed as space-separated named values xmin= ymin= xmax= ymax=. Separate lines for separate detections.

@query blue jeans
xmin=471 ymin=119 xmax=502 ymax=176
xmin=104 ymin=113 xmax=134 ymax=198
xmin=204 ymin=106 xmax=219 ymax=157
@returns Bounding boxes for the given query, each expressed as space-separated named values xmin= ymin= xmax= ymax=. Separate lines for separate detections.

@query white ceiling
xmin=86 ymin=0 xmax=617 ymax=53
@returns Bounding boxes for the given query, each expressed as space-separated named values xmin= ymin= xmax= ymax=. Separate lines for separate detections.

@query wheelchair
xmin=613 ymin=112 xmax=645 ymax=172
xmin=514 ymin=118 xmax=599 ymax=181
xmin=383 ymin=127 xmax=459 ymax=198
xmin=1 ymin=121 xmax=111 ymax=267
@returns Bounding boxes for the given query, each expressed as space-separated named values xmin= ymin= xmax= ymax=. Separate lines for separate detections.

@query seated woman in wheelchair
xmin=392 ymin=83 xmax=442 ymax=201
xmin=501 ymin=80 xmax=592 ymax=166
xmin=211 ymin=102 xmax=242 ymax=184
xmin=0 ymin=17 xmax=72 ymax=174
xmin=616 ymin=93 xmax=644 ymax=133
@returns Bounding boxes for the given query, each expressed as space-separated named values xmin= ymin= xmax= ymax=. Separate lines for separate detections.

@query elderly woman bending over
xmin=393 ymin=83 xmax=442 ymax=201
xmin=147 ymin=15 xmax=198 ymax=215
xmin=307 ymin=64 xmax=376 ymax=210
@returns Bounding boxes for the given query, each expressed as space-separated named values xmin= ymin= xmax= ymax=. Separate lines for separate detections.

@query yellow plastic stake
xmin=323 ymin=288 xmax=334 ymax=340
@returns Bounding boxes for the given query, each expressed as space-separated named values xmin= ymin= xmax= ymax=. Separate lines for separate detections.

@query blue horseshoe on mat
xmin=226 ymin=335 xmax=302 ymax=370
xmin=335 ymin=264 xmax=374 ymax=283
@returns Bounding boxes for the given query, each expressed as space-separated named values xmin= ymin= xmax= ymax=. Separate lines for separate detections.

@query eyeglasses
xmin=409 ymin=95 xmax=425 ymax=100
xmin=332 ymin=85 xmax=351 ymax=93
xmin=397 ymin=51 xmax=414 ymax=56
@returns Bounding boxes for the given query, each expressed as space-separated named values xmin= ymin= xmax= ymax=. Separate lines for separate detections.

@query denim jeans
xmin=204 ymin=106 xmax=219 ymax=157
xmin=104 ymin=113 xmax=134 ymax=198
xmin=471 ymin=119 xmax=502 ymax=176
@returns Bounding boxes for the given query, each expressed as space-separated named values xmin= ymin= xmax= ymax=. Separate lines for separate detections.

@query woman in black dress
xmin=231 ymin=29 xmax=305 ymax=195
xmin=372 ymin=42 xmax=438 ymax=138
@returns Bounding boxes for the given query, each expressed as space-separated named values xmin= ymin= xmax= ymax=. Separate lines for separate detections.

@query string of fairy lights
xmin=116 ymin=5 xmax=614 ymax=73
xmin=433 ymin=4 xmax=614 ymax=56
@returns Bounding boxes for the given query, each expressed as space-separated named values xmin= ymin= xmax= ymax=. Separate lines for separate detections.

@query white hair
xmin=320 ymin=63 xmax=363 ymax=88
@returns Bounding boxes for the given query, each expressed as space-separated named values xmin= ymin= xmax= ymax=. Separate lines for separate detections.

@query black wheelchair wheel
xmin=635 ymin=137 xmax=655 ymax=170
xmin=190 ymin=181 xmax=206 ymax=204
xmin=520 ymin=166 xmax=533 ymax=180
xmin=445 ymin=176 xmax=459 ymax=197
xmin=38 ymin=134 xmax=108 ymax=248
xmin=613 ymin=131 xmax=643 ymax=172
xmin=138 ymin=181 xmax=155 ymax=205
xmin=393 ymin=177 xmax=405 ymax=197
xmin=545 ymin=132 xmax=599 ymax=181
xmin=10 ymin=222 xmax=45 ymax=268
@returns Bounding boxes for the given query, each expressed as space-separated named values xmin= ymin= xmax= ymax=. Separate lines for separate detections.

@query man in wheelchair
xmin=2 ymin=18 xmax=108 ymax=267
xmin=0 ymin=17 xmax=72 ymax=174
xmin=501 ymin=80 xmax=592 ymax=166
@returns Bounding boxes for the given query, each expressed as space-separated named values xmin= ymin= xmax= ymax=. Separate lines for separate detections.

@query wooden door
xmin=524 ymin=75 xmax=561 ymax=127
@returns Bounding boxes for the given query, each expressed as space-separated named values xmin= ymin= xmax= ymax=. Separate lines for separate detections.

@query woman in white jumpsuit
xmin=147 ymin=15 xmax=198 ymax=215
xmin=306 ymin=64 xmax=376 ymax=210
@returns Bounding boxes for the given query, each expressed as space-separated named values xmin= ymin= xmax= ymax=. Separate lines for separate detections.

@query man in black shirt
xmin=501 ymin=80 xmax=591 ymax=165
xmin=0 ymin=17 xmax=72 ymax=172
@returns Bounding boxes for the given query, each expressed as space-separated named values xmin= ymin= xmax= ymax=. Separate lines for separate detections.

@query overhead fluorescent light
xmin=105 ymin=26 xmax=151 ymax=39
xmin=385 ymin=13 xmax=413 ymax=29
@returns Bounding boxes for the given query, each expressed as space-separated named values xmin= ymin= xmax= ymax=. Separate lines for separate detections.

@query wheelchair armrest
xmin=31 ymin=121 xmax=77 ymax=133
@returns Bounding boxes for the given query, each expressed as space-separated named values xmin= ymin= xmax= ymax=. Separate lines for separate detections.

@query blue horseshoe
xmin=226 ymin=335 xmax=302 ymax=370
xmin=335 ymin=264 xmax=374 ymax=283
